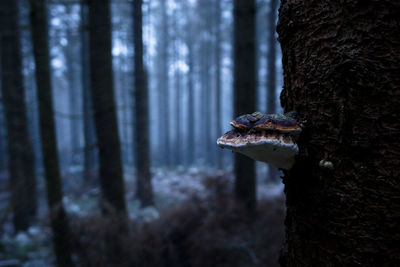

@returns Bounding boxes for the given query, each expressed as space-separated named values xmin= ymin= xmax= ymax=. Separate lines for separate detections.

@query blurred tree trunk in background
xmin=25 ymin=58 xmax=42 ymax=174
xmin=0 ymin=0 xmax=37 ymax=231
xmin=133 ymin=0 xmax=154 ymax=207
xmin=87 ymin=0 xmax=127 ymax=215
xmin=214 ymin=0 xmax=222 ymax=169
xmin=120 ymin=54 xmax=131 ymax=165
xmin=80 ymin=0 xmax=97 ymax=182
xmin=173 ymin=4 xmax=184 ymax=167
xmin=197 ymin=0 xmax=212 ymax=166
xmin=29 ymin=0 xmax=74 ymax=266
xmin=172 ymin=9 xmax=180 ymax=167
xmin=158 ymin=0 xmax=170 ymax=167
xmin=266 ymin=0 xmax=278 ymax=114
xmin=65 ymin=4 xmax=80 ymax=166
xmin=185 ymin=7 xmax=195 ymax=167
xmin=266 ymin=0 xmax=279 ymax=182
xmin=233 ymin=0 xmax=257 ymax=214
xmin=175 ymin=69 xmax=182 ymax=166
xmin=0 ymin=101 xmax=5 ymax=172
xmin=277 ymin=0 xmax=400 ymax=265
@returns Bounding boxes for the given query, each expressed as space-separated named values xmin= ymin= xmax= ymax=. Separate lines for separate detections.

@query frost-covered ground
xmin=0 ymin=166 xmax=284 ymax=266
xmin=62 ymin=165 xmax=283 ymax=220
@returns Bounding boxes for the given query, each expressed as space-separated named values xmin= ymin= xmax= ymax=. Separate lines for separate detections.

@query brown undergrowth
xmin=70 ymin=176 xmax=285 ymax=267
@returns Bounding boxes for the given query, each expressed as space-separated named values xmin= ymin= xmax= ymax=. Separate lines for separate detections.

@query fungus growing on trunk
xmin=217 ymin=112 xmax=301 ymax=170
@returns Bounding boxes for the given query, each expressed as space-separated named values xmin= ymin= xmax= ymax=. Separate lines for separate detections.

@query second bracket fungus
xmin=217 ymin=112 xmax=301 ymax=170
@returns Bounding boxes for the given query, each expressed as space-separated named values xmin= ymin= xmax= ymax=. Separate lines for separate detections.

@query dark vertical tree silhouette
xmin=80 ymin=0 xmax=97 ymax=181
xmin=64 ymin=4 xmax=80 ymax=166
xmin=119 ymin=52 xmax=131 ymax=165
xmin=87 ymin=0 xmax=127 ymax=215
xmin=29 ymin=0 xmax=74 ymax=265
xmin=158 ymin=0 xmax=170 ymax=167
xmin=0 ymin=0 xmax=37 ymax=231
xmin=233 ymin=0 xmax=257 ymax=214
xmin=198 ymin=0 xmax=213 ymax=165
xmin=266 ymin=0 xmax=279 ymax=182
xmin=172 ymin=6 xmax=182 ymax=166
xmin=277 ymin=0 xmax=400 ymax=265
xmin=266 ymin=0 xmax=278 ymax=114
xmin=133 ymin=0 xmax=153 ymax=207
xmin=214 ymin=0 xmax=222 ymax=169
xmin=185 ymin=5 xmax=195 ymax=166
xmin=0 ymin=101 xmax=5 ymax=172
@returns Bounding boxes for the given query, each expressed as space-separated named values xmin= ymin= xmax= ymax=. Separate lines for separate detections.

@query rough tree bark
xmin=233 ymin=0 xmax=257 ymax=214
xmin=277 ymin=0 xmax=400 ymax=265
xmin=0 ymin=0 xmax=37 ymax=231
xmin=29 ymin=0 xmax=74 ymax=265
xmin=87 ymin=0 xmax=127 ymax=215
xmin=133 ymin=0 xmax=154 ymax=207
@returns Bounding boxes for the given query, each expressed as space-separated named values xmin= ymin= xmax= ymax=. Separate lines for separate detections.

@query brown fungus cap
xmin=218 ymin=112 xmax=301 ymax=169
xmin=230 ymin=112 xmax=301 ymax=133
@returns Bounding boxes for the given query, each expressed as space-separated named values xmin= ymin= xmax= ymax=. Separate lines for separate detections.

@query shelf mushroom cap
xmin=230 ymin=112 xmax=301 ymax=134
xmin=217 ymin=112 xmax=301 ymax=170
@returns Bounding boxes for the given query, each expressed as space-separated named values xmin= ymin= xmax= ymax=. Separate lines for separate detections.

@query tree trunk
xmin=87 ymin=0 xmax=127 ymax=215
xmin=185 ymin=12 xmax=195 ymax=167
xmin=266 ymin=0 xmax=278 ymax=114
xmin=158 ymin=0 xmax=170 ymax=167
xmin=233 ymin=0 xmax=257 ymax=214
xmin=65 ymin=4 xmax=80 ymax=166
xmin=0 ymin=101 xmax=5 ymax=172
xmin=277 ymin=0 xmax=400 ymax=265
xmin=266 ymin=0 xmax=280 ymax=182
xmin=80 ymin=0 xmax=97 ymax=182
xmin=172 ymin=9 xmax=180 ymax=167
xmin=174 ymin=60 xmax=182 ymax=166
xmin=215 ymin=0 xmax=222 ymax=169
xmin=198 ymin=0 xmax=214 ymax=166
xmin=29 ymin=0 xmax=74 ymax=266
xmin=133 ymin=0 xmax=153 ymax=207
xmin=0 ymin=0 xmax=37 ymax=231
xmin=120 ymin=54 xmax=131 ymax=165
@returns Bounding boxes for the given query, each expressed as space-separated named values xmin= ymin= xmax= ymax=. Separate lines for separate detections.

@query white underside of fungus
xmin=217 ymin=131 xmax=299 ymax=170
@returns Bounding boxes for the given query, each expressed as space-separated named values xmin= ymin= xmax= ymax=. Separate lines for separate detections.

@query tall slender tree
xmin=80 ymin=0 xmax=97 ymax=181
xmin=133 ymin=0 xmax=153 ymax=207
xmin=172 ymin=6 xmax=182 ymax=166
xmin=87 ymin=0 xmax=127 ymax=215
xmin=157 ymin=0 xmax=170 ymax=167
xmin=64 ymin=4 xmax=80 ymax=166
xmin=233 ymin=0 xmax=257 ymax=214
xmin=29 ymin=0 xmax=74 ymax=265
xmin=214 ymin=0 xmax=222 ymax=169
xmin=266 ymin=0 xmax=279 ymax=182
xmin=185 ymin=4 xmax=195 ymax=166
xmin=119 ymin=52 xmax=131 ymax=165
xmin=277 ymin=0 xmax=400 ymax=265
xmin=0 ymin=100 xmax=5 ymax=172
xmin=197 ymin=0 xmax=213 ymax=165
xmin=266 ymin=0 xmax=278 ymax=113
xmin=0 ymin=0 xmax=37 ymax=231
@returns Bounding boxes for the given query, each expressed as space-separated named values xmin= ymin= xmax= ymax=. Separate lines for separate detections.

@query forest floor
xmin=0 ymin=166 xmax=285 ymax=267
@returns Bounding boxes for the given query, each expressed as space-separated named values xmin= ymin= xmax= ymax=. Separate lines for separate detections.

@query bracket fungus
xmin=217 ymin=111 xmax=301 ymax=170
